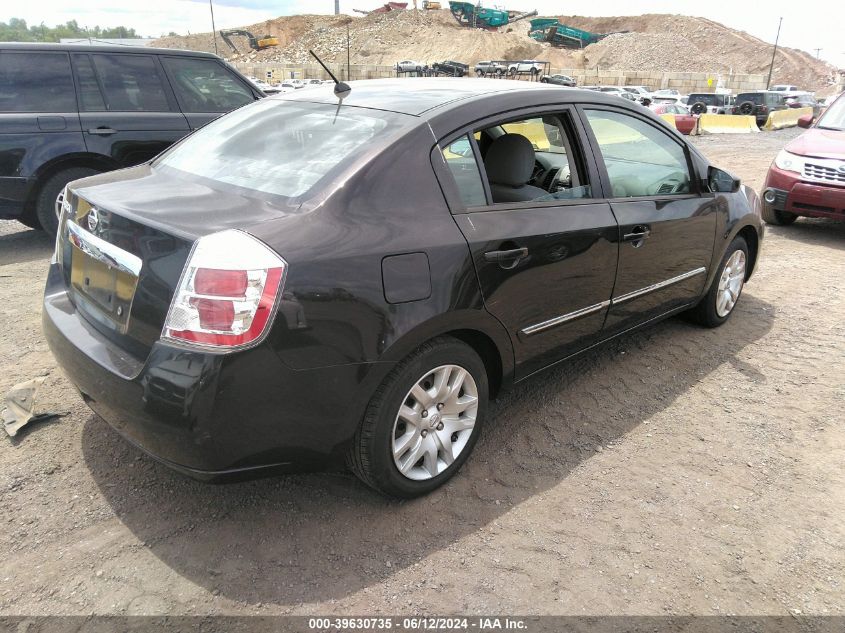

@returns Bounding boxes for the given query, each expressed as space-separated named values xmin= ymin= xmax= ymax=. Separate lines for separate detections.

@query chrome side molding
xmin=612 ymin=267 xmax=706 ymax=305
xmin=520 ymin=300 xmax=611 ymax=336
xmin=66 ymin=220 xmax=143 ymax=277
xmin=520 ymin=266 xmax=706 ymax=337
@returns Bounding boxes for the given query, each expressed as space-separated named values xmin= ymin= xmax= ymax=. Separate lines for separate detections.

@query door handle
xmin=484 ymin=247 xmax=528 ymax=269
xmin=88 ymin=127 xmax=117 ymax=135
xmin=623 ymin=225 xmax=651 ymax=243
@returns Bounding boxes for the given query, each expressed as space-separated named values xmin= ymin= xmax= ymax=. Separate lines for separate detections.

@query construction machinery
xmin=448 ymin=2 xmax=537 ymax=30
xmin=218 ymin=29 xmax=278 ymax=54
xmin=422 ymin=1 xmax=442 ymax=8
xmin=527 ymin=18 xmax=609 ymax=48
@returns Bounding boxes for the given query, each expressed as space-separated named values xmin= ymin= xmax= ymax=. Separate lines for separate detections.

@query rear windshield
xmin=156 ymin=99 xmax=408 ymax=199
xmin=688 ymin=94 xmax=724 ymax=105
xmin=737 ymin=94 xmax=764 ymax=104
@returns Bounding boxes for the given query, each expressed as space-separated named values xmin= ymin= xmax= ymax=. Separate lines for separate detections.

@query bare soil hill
xmin=152 ymin=9 xmax=838 ymax=91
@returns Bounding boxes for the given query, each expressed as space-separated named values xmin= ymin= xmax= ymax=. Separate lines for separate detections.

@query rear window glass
xmin=156 ymin=100 xmax=406 ymax=199
xmin=688 ymin=94 xmax=724 ymax=106
xmin=0 ymin=51 xmax=75 ymax=112
xmin=737 ymin=94 xmax=764 ymax=105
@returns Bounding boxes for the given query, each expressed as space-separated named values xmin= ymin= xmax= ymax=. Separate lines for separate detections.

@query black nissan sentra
xmin=44 ymin=78 xmax=763 ymax=498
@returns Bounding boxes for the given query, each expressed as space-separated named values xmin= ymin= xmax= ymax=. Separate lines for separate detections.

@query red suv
xmin=762 ymin=92 xmax=845 ymax=225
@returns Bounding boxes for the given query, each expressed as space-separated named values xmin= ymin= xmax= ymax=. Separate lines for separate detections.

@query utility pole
xmin=346 ymin=20 xmax=351 ymax=81
xmin=813 ymin=48 xmax=822 ymax=59
xmin=209 ymin=0 xmax=218 ymax=56
xmin=765 ymin=17 xmax=782 ymax=90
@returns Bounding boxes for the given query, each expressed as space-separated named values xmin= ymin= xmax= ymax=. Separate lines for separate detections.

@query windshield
xmin=156 ymin=99 xmax=406 ymax=199
xmin=817 ymin=95 xmax=845 ymax=130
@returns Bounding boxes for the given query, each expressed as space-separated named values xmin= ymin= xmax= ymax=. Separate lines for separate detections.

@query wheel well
xmin=22 ymin=154 xmax=118 ymax=221
xmin=737 ymin=225 xmax=759 ymax=279
xmin=446 ymin=329 xmax=504 ymax=398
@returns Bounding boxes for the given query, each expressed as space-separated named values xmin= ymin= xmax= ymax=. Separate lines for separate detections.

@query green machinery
xmin=528 ymin=18 xmax=609 ymax=48
xmin=448 ymin=2 xmax=537 ymax=30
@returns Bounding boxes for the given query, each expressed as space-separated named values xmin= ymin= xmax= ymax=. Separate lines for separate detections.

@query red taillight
xmin=162 ymin=230 xmax=287 ymax=351
xmin=194 ymin=268 xmax=248 ymax=296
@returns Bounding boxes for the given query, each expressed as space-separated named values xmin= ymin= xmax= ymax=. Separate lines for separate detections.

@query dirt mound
xmin=562 ymin=14 xmax=837 ymax=89
xmin=151 ymin=9 xmax=838 ymax=90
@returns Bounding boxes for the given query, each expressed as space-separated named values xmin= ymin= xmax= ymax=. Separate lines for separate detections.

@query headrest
xmin=484 ymin=133 xmax=536 ymax=187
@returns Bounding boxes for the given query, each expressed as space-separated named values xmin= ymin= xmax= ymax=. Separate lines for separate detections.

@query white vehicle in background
xmin=625 ymin=85 xmax=654 ymax=104
xmin=653 ymin=88 xmax=681 ymax=97
xmin=508 ymin=60 xmax=544 ymax=76
xmin=396 ymin=60 xmax=425 ymax=73
xmin=595 ymin=86 xmax=641 ymax=103
xmin=247 ymin=77 xmax=284 ymax=95
xmin=651 ymin=93 xmax=689 ymax=108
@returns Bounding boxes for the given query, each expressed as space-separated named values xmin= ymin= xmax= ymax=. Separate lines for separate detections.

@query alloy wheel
xmin=716 ymin=249 xmax=746 ymax=317
xmin=392 ymin=364 xmax=478 ymax=481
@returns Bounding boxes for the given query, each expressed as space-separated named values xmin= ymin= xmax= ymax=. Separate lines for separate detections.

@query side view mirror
xmin=708 ymin=166 xmax=741 ymax=193
xmin=797 ymin=114 xmax=814 ymax=129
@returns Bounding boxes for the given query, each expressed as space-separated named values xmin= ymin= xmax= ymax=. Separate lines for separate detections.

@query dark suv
xmin=0 ymin=43 xmax=262 ymax=233
xmin=732 ymin=91 xmax=788 ymax=126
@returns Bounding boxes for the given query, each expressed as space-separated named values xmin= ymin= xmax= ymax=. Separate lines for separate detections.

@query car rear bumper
xmin=43 ymin=264 xmax=388 ymax=479
xmin=764 ymin=165 xmax=845 ymax=220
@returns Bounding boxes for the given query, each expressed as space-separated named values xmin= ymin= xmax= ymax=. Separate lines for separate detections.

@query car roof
xmin=274 ymin=77 xmax=617 ymax=117
xmin=0 ymin=41 xmax=220 ymax=58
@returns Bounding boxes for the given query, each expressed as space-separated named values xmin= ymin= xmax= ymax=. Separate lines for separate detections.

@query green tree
xmin=0 ymin=17 xmax=144 ymax=42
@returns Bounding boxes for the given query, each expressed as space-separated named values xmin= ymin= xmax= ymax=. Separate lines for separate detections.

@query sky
xmin=6 ymin=0 xmax=844 ymax=68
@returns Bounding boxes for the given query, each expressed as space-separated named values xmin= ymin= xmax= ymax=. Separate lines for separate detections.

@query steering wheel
xmin=653 ymin=171 xmax=687 ymax=195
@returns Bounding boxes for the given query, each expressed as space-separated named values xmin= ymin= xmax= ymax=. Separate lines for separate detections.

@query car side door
xmin=433 ymin=109 xmax=620 ymax=379
xmin=0 ymin=50 xmax=84 ymax=216
xmin=159 ymin=56 xmax=260 ymax=131
xmin=71 ymin=52 xmax=190 ymax=167
xmin=579 ymin=106 xmax=717 ymax=334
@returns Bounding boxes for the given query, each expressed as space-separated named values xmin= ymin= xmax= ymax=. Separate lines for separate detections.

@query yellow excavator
xmin=218 ymin=29 xmax=278 ymax=54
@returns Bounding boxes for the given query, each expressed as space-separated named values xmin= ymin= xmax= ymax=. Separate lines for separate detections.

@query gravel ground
xmin=1 ymin=127 xmax=843 ymax=617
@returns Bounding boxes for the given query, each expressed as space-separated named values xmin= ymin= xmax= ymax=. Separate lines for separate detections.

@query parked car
xmin=732 ymin=91 xmax=788 ymax=126
xmin=624 ymin=86 xmax=653 ymax=105
xmin=396 ymin=60 xmax=425 ymax=73
xmin=247 ymin=77 xmax=283 ymax=95
xmin=649 ymin=103 xmax=697 ymax=135
xmin=432 ymin=60 xmax=469 ymax=77
xmin=44 ymin=78 xmax=763 ymax=498
xmin=652 ymin=89 xmax=680 ymax=97
xmin=474 ymin=60 xmax=507 ymax=76
xmin=508 ymin=60 xmax=544 ymax=76
xmin=651 ymin=94 xmax=689 ymax=107
xmin=761 ymin=91 xmax=845 ymax=225
xmin=785 ymin=94 xmax=821 ymax=119
xmin=771 ymin=84 xmax=800 ymax=95
xmin=687 ymin=93 xmax=734 ymax=115
xmin=541 ymin=74 xmax=576 ymax=87
xmin=595 ymin=86 xmax=640 ymax=102
xmin=0 ymin=43 xmax=262 ymax=234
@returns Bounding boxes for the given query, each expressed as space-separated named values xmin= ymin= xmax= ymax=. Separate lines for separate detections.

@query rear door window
xmin=162 ymin=57 xmax=254 ymax=113
xmin=0 ymin=51 xmax=75 ymax=112
xmin=90 ymin=54 xmax=171 ymax=112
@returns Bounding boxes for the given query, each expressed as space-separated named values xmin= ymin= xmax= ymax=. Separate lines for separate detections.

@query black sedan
xmin=44 ymin=79 xmax=763 ymax=498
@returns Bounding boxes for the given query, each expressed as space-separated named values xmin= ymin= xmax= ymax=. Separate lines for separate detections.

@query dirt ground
xmin=1 ymin=127 xmax=843 ymax=617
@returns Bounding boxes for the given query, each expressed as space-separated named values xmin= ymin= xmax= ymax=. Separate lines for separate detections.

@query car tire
xmin=738 ymin=101 xmax=755 ymax=115
xmin=686 ymin=236 xmax=749 ymax=328
xmin=347 ymin=336 xmax=488 ymax=498
xmin=476 ymin=69 xmax=484 ymax=77
xmin=36 ymin=167 xmax=99 ymax=235
xmin=762 ymin=203 xmax=798 ymax=225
